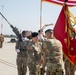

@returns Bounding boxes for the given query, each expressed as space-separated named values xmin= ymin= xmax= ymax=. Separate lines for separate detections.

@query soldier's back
xmin=43 ymin=38 xmax=64 ymax=74
xmin=45 ymin=39 xmax=62 ymax=58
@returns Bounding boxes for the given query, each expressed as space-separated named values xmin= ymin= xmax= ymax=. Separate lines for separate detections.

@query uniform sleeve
xmin=15 ymin=40 xmax=20 ymax=49
xmin=57 ymin=40 xmax=63 ymax=59
xmin=27 ymin=41 xmax=33 ymax=54
xmin=15 ymin=40 xmax=20 ymax=53
xmin=41 ymin=41 xmax=48 ymax=58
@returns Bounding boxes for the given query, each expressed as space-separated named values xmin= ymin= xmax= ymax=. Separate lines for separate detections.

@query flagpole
xmin=64 ymin=0 xmax=69 ymax=48
xmin=40 ymin=0 xmax=42 ymax=30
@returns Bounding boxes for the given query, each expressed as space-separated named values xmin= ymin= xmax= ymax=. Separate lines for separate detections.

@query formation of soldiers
xmin=15 ymin=29 xmax=66 ymax=75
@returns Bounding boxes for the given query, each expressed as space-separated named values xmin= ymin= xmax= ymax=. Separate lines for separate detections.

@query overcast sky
xmin=0 ymin=0 xmax=76 ymax=35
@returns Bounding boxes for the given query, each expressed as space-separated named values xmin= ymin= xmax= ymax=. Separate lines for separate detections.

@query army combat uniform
xmin=42 ymin=38 xmax=65 ymax=75
xmin=0 ymin=34 xmax=4 ymax=48
xmin=63 ymin=55 xmax=74 ymax=75
xmin=27 ymin=41 xmax=42 ymax=75
xmin=15 ymin=38 xmax=29 ymax=75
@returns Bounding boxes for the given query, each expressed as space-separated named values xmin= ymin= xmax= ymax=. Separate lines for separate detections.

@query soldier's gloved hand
xmin=16 ymin=49 xmax=20 ymax=53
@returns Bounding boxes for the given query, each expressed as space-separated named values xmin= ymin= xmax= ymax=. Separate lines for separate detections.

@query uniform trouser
xmin=46 ymin=69 xmax=64 ymax=75
xmin=46 ymin=62 xmax=64 ymax=75
xmin=28 ymin=62 xmax=46 ymax=75
xmin=39 ymin=68 xmax=45 ymax=75
xmin=28 ymin=61 xmax=36 ymax=75
xmin=40 ymin=61 xmax=46 ymax=75
xmin=17 ymin=56 xmax=27 ymax=75
xmin=64 ymin=59 xmax=74 ymax=75
xmin=0 ymin=42 xmax=3 ymax=48
xmin=70 ymin=63 xmax=74 ymax=75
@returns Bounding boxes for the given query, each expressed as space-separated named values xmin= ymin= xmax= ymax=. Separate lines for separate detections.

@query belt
xmin=20 ymin=49 xmax=27 ymax=52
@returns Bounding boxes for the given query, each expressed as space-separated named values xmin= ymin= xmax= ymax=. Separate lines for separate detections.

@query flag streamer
xmin=42 ymin=0 xmax=76 ymax=7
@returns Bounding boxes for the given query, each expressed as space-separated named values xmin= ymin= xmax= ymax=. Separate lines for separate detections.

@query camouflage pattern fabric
xmin=15 ymin=40 xmax=29 ymax=75
xmin=64 ymin=56 xmax=74 ymax=75
xmin=27 ymin=41 xmax=42 ymax=75
xmin=42 ymin=38 xmax=65 ymax=75
xmin=0 ymin=35 xmax=4 ymax=48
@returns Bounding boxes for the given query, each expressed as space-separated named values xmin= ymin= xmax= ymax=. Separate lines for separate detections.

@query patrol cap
xmin=45 ymin=29 xmax=53 ymax=34
xmin=32 ymin=32 xmax=38 ymax=37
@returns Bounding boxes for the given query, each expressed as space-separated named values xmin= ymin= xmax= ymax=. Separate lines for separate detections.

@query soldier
xmin=38 ymin=30 xmax=46 ymax=75
xmin=15 ymin=30 xmax=29 ymax=75
xmin=42 ymin=29 xmax=65 ymax=75
xmin=27 ymin=32 xmax=42 ymax=75
xmin=0 ymin=33 xmax=4 ymax=48
xmin=63 ymin=55 xmax=74 ymax=75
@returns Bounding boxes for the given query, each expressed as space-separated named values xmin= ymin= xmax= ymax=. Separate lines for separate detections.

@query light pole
xmin=1 ymin=5 xmax=4 ymax=34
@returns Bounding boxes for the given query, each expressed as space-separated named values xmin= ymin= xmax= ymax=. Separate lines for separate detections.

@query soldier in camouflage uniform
xmin=38 ymin=30 xmax=46 ymax=75
xmin=63 ymin=55 xmax=74 ymax=75
xmin=0 ymin=33 xmax=4 ymax=48
xmin=15 ymin=31 xmax=29 ymax=75
xmin=27 ymin=32 xmax=42 ymax=75
xmin=42 ymin=29 xmax=65 ymax=75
